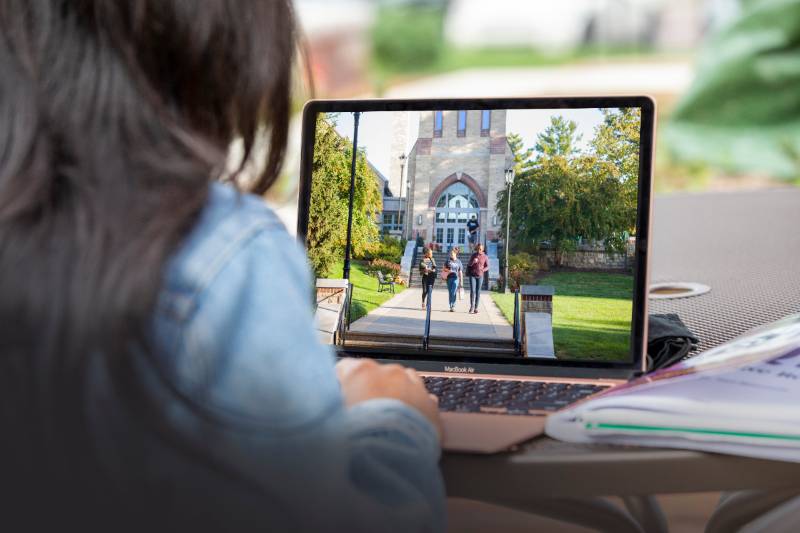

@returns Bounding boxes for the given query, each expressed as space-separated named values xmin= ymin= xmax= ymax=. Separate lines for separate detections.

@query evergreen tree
xmin=534 ymin=116 xmax=581 ymax=157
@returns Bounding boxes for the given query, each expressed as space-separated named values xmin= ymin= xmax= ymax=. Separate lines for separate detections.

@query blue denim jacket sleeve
xmin=152 ymin=183 xmax=445 ymax=532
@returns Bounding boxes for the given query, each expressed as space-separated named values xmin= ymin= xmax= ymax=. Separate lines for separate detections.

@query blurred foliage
xmin=665 ymin=0 xmax=800 ymax=181
xmin=372 ymin=3 xmax=446 ymax=77
xmin=307 ymin=114 xmax=382 ymax=278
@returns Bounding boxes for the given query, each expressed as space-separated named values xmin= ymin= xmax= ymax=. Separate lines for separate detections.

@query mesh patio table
xmin=442 ymin=188 xmax=800 ymax=532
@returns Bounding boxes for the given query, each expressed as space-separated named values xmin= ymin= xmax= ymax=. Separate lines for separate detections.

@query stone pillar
xmin=315 ymin=279 xmax=350 ymax=345
xmin=316 ymin=279 xmax=349 ymax=305
xmin=520 ymin=285 xmax=556 ymax=358
xmin=520 ymin=285 xmax=555 ymax=315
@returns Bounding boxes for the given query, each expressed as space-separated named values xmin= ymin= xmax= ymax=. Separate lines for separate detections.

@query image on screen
xmin=307 ymin=107 xmax=641 ymax=362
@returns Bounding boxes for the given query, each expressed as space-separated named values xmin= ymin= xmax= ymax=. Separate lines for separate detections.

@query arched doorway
xmin=434 ymin=182 xmax=480 ymax=248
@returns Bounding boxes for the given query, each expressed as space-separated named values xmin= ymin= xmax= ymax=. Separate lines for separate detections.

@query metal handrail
xmin=345 ymin=282 xmax=353 ymax=331
xmin=513 ymin=289 xmax=521 ymax=354
xmin=335 ymin=283 xmax=352 ymax=346
xmin=422 ymin=284 xmax=433 ymax=350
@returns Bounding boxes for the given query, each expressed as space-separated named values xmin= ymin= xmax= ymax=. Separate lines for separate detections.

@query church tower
xmin=405 ymin=109 xmax=513 ymax=255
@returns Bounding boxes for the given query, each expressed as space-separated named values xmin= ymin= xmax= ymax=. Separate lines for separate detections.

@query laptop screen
xmin=300 ymin=99 xmax=651 ymax=368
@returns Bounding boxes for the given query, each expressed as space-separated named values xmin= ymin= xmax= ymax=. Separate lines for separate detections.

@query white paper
xmin=546 ymin=314 xmax=800 ymax=462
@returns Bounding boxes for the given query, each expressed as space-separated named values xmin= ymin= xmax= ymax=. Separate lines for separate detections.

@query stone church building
xmin=386 ymin=109 xmax=514 ymax=249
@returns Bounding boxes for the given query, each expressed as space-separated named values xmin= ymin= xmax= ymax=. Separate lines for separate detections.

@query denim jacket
xmin=90 ymin=183 xmax=444 ymax=532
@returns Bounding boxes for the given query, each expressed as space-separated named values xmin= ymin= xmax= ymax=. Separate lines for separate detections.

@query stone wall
xmin=536 ymin=246 xmax=633 ymax=271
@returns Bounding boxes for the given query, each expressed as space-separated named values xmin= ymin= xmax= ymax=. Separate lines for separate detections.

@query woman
xmin=419 ymin=248 xmax=437 ymax=309
xmin=0 ymin=2 xmax=443 ymax=532
xmin=443 ymin=248 xmax=463 ymax=312
xmin=467 ymin=243 xmax=490 ymax=314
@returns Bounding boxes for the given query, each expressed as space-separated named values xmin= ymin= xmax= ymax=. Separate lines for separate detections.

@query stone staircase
xmin=343 ymin=331 xmax=518 ymax=356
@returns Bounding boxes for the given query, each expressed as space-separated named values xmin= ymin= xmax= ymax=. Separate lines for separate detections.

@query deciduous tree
xmin=307 ymin=114 xmax=382 ymax=278
xmin=497 ymin=110 xmax=641 ymax=265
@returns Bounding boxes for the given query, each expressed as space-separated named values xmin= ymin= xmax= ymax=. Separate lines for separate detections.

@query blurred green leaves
xmin=372 ymin=2 xmax=446 ymax=76
xmin=666 ymin=0 xmax=800 ymax=180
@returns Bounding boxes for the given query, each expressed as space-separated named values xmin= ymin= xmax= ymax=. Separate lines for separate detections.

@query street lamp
xmin=398 ymin=153 xmax=407 ymax=238
xmin=503 ymin=167 xmax=515 ymax=293
xmin=343 ymin=111 xmax=361 ymax=280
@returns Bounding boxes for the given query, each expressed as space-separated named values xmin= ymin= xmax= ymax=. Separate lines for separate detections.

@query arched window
xmin=435 ymin=182 xmax=479 ymax=209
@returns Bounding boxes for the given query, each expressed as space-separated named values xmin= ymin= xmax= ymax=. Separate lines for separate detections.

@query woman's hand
xmin=336 ymin=358 xmax=442 ymax=438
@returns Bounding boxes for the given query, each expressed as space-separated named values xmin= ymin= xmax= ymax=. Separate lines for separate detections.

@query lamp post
xmin=343 ymin=111 xmax=361 ymax=280
xmin=503 ymin=167 xmax=515 ymax=293
xmin=398 ymin=153 xmax=407 ymax=238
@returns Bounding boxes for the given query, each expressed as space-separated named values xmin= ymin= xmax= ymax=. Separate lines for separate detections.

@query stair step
xmin=344 ymin=331 xmax=516 ymax=352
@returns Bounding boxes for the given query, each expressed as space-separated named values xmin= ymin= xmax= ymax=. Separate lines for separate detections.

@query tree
xmin=591 ymin=107 xmax=642 ymax=240
xmin=496 ymin=112 xmax=641 ymax=265
xmin=534 ymin=115 xmax=581 ymax=157
xmin=592 ymin=107 xmax=641 ymax=182
xmin=307 ymin=114 xmax=382 ymax=278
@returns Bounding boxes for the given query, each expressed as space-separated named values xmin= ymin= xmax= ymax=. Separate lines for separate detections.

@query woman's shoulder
xmin=158 ymin=182 xmax=301 ymax=321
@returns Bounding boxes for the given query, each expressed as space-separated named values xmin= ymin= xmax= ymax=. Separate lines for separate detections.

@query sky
xmin=332 ymin=107 xmax=609 ymax=178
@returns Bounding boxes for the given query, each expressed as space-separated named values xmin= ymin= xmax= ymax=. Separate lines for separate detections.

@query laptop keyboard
xmin=423 ymin=376 xmax=610 ymax=416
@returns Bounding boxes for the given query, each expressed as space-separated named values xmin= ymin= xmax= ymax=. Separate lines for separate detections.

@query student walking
xmin=443 ymin=248 xmax=463 ymax=312
xmin=467 ymin=243 xmax=489 ymax=314
xmin=419 ymin=248 xmax=437 ymax=309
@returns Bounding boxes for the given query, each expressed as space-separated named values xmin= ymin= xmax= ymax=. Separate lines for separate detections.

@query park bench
xmin=376 ymin=271 xmax=395 ymax=294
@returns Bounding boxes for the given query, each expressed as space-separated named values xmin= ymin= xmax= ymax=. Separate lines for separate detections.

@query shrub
xmin=370 ymin=236 xmax=405 ymax=263
xmin=369 ymin=258 xmax=401 ymax=278
xmin=507 ymin=252 xmax=539 ymax=290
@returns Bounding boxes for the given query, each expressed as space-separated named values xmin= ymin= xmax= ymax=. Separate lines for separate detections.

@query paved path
xmin=349 ymin=286 xmax=512 ymax=340
xmin=383 ymin=61 xmax=693 ymax=99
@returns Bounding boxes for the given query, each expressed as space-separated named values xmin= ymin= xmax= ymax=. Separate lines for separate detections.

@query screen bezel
xmin=298 ymin=97 xmax=654 ymax=380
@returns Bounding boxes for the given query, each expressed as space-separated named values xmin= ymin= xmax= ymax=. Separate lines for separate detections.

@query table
xmin=442 ymin=188 xmax=800 ymax=532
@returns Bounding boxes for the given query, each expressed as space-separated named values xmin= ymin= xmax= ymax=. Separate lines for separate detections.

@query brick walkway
xmin=349 ymin=286 xmax=512 ymax=341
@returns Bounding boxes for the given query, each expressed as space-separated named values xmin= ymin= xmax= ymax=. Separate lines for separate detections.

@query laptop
xmin=298 ymin=97 xmax=654 ymax=453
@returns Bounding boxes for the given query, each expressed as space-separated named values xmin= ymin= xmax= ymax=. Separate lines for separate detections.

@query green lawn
xmin=491 ymin=272 xmax=633 ymax=361
xmin=326 ymin=260 xmax=405 ymax=323
xmin=373 ymin=45 xmax=674 ymax=82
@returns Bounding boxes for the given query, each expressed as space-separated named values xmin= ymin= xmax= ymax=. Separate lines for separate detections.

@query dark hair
xmin=0 ymin=0 xmax=296 ymax=528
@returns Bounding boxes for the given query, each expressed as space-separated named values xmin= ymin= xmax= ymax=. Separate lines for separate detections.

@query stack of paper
xmin=545 ymin=315 xmax=800 ymax=462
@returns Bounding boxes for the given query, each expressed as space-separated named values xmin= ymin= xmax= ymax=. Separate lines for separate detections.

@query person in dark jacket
xmin=466 ymin=215 xmax=480 ymax=250
xmin=419 ymin=248 xmax=437 ymax=309
xmin=466 ymin=243 xmax=489 ymax=314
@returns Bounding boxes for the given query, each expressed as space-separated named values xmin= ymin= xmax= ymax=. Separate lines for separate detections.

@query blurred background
xmin=272 ymin=0 xmax=798 ymax=216
xmin=281 ymin=2 xmax=798 ymax=530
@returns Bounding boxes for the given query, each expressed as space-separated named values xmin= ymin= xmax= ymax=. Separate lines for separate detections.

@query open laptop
xmin=298 ymin=97 xmax=654 ymax=453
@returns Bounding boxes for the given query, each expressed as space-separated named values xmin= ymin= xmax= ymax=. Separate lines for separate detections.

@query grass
xmin=326 ymin=260 xmax=405 ymax=323
xmin=491 ymin=271 xmax=633 ymax=361
xmin=371 ymin=44 xmax=676 ymax=88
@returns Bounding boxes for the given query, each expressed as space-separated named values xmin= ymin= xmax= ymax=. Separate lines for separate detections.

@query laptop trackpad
xmin=441 ymin=413 xmax=546 ymax=454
